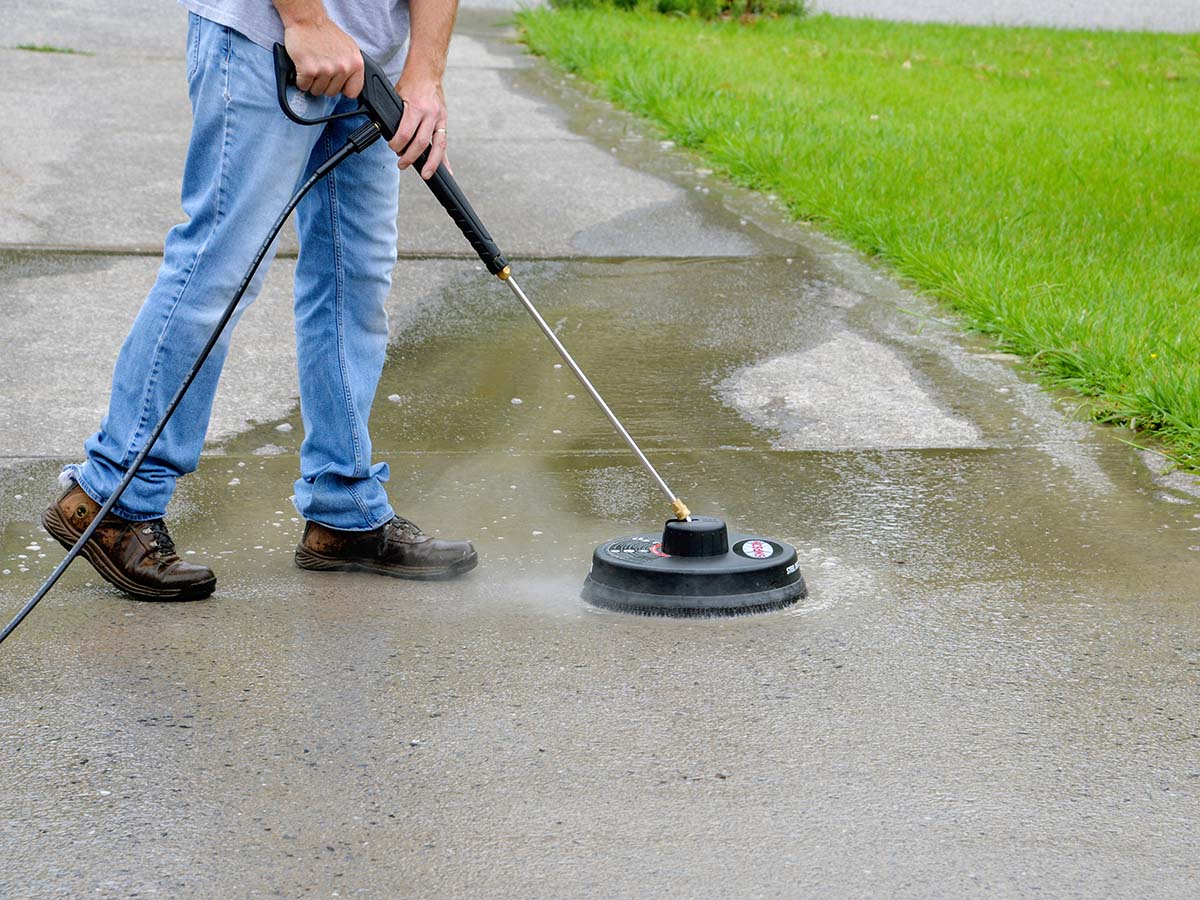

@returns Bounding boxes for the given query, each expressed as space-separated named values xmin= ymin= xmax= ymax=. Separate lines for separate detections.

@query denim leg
xmin=291 ymin=108 xmax=400 ymax=530
xmin=67 ymin=15 xmax=335 ymax=520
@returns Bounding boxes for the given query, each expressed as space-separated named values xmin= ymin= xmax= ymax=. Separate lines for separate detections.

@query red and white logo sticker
xmin=736 ymin=539 xmax=775 ymax=559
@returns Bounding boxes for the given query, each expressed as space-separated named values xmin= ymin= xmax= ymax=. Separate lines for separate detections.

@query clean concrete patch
xmin=719 ymin=331 xmax=983 ymax=450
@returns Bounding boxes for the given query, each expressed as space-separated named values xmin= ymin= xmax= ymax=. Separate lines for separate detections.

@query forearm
xmin=401 ymin=0 xmax=459 ymax=82
xmin=272 ymin=0 xmax=330 ymax=27
xmin=390 ymin=0 xmax=459 ymax=177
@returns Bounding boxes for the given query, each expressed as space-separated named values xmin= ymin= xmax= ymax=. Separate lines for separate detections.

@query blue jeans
xmin=66 ymin=14 xmax=400 ymax=530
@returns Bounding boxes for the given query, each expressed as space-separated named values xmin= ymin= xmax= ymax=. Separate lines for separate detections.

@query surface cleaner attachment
xmin=582 ymin=516 xmax=807 ymax=617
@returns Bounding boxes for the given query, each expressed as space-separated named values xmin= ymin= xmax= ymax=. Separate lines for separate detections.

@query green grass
xmin=14 ymin=44 xmax=87 ymax=55
xmin=549 ymin=0 xmax=805 ymax=20
xmin=517 ymin=10 xmax=1200 ymax=470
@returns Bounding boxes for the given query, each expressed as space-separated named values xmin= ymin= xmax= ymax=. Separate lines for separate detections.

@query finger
xmin=328 ymin=56 xmax=360 ymax=97
xmin=402 ymin=117 xmax=436 ymax=169
xmin=389 ymin=123 xmax=419 ymax=162
xmin=388 ymin=107 xmax=421 ymax=162
xmin=344 ymin=65 xmax=364 ymax=100
xmin=422 ymin=130 xmax=448 ymax=180
xmin=321 ymin=66 xmax=347 ymax=97
xmin=399 ymin=116 xmax=435 ymax=171
xmin=308 ymin=68 xmax=333 ymax=97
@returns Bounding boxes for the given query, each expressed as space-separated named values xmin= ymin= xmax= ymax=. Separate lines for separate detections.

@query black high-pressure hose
xmin=1 ymin=48 xmax=689 ymax=645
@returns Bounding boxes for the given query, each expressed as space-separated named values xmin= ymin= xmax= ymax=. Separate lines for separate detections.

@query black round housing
xmin=581 ymin=516 xmax=806 ymax=617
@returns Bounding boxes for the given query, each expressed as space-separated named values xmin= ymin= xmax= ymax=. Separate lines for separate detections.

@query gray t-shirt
xmin=179 ymin=0 xmax=411 ymax=80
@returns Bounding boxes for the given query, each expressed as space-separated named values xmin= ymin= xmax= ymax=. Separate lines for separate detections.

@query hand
xmin=389 ymin=72 xmax=451 ymax=180
xmin=283 ymin=16 xmax=364 ymax=98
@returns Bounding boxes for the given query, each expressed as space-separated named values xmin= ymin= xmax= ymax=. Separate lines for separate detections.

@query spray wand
xmin=287 ymin=48 xmax=692 ymax=520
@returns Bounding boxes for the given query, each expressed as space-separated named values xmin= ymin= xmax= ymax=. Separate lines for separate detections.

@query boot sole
xmin=294 ymin=545 xmax=479 ymax=581
xmin=41 ymin=505 xmax=216 ymax=602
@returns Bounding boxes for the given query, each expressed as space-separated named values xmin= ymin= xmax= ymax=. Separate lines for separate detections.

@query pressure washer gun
xmin=274 ymin=45 xmax=509 ymax=277
xmin=273 ymin=46 xmax=691 ymax=523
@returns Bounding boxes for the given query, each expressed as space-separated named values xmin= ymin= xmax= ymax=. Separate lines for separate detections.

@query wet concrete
xmin=0 ymin=251 xmax=463 ymax=460
xmin=3 ymin=5 xmax=1200 ymax=898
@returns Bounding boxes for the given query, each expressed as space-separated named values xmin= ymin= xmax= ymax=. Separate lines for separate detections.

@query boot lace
xmin=141 ymin=520 xmax=177 ymax=558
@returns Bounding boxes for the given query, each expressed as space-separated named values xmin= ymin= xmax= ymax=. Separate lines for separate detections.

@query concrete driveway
xmin=1 ymin=3 xmax=1198 ymax=896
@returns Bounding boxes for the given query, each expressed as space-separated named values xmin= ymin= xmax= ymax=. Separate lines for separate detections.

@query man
xmin=41 ymin=0 xmax=477 ymax=601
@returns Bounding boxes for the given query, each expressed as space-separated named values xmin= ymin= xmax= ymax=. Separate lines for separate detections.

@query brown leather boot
xmin=42 ymin=483 xmax=216 ymax=601
xmin=295 ymin=516 xmax=478 ymax=580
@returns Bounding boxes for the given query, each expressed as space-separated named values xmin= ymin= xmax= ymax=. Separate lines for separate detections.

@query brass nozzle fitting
xmin=497 ymin=265 xmax=511 ymax=281
xmin=671 ymin=498 xmax=691 ymax=521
